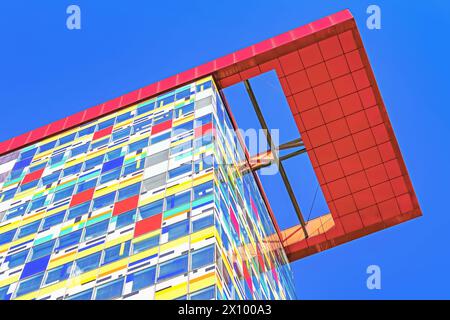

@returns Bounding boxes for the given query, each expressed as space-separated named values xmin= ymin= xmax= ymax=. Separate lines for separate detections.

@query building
xmin=0 ymin=9 xmax=421 ymax=300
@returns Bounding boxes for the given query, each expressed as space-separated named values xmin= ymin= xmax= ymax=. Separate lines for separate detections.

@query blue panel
xmin=21 ymin=255 xmax=51 ymax=279
xmin=101 ymin=156 xmax=124 ymax=173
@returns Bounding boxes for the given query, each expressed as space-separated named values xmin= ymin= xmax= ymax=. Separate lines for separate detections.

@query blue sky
xmin=0 ymin=1 xmax=449 ymax=299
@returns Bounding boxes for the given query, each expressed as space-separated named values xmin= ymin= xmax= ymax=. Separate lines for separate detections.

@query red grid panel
xmin=70 ymin=188 xmax=95 ymax=207
xmin=134 ymin=214 xmax=162 ymax=237
xmin=113 ymin=195 xmax=139 ymax=216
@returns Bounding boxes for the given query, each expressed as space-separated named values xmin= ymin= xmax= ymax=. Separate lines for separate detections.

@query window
xmin=53 ymin=185 xmax=75 ymax=202
xmin=191 ymin=245 xmax=214 ymax=270
xmin=192 ymin=215 xmax=214 ymax=233
xmin=38 ymin=141 xmax=57 ymax=153
xmin=84 ymin=219 xmax=109 ymax=241
xmin=100 ymin=167 xmax=121 ymax=184
xmin=30 ymin=239 xmax=55 ymax=261
xmin=17 ymin=220 xmax=41 ymax=239
xmin=128 ymin=138 xmax=149 ymax=153
xmin=162 ymin=220 xmax=189 ymax=242
xmin=158 ymin=254 xmax=188 ymax=281
xmin=194 ymin=154 xmax=213 ymax=173
xmin=41 ymin=211 xmax=66 ymax=230
xmin=0 ymin=229 xmax=16 ymax=245
xmin=41 ymin=170 xmax=61 ymax=186
xmin=57 ymin=230 xmax=82 ymax=250
xmin=133 ymin=119 xmax=152 ymax=133
xmin=153 ymin=110 xmax=172 ymax=125
xmin=122 ymin=160 xmax=144 ymax=176
xmin=83 ymin=155 xmax=104 ymax=171
xmin=5 ymin=202 xmax=28 ymax=220
xmin=168 ymin=163 xmax=192 ymax=179
xmin=102 ymin=156 xmax=124 ymax=173
xmin=78 ymin=125 xmax=96 ymax=137
xmin=116 ymin=209 xmax=136 ymax=229
xmin=92 ymin=192 xmax=116 ymax=211
xmin=76 ymin=178 xmax=98 ymax=193
xmin=102 ymin=241 xmax=130 ymax=266
xmin=141 ymin=174 xmax=166 ymax=193
xmin=106 ymin=148 xmax=123 ymax=161
xmin=145 ymin=150 xmax=169 ymax=167
xmin=73 ymin=252 xmax=102 ymax=274
xmin=174 ymin=103 xmax=194 ymax=119
xmin=165 ymin=190 xmax=191 ymax=210
xmin=15 ymin=273 xmax=44 ymax=297
xmin=138 ymin=199 xmax=163 ymax=220
xmin=117 ymin=111 xmax=133 ymax=123
xmin=175 ymin=89 xmax=191 ymax=101
xmin=190 ymin=286 xmax=215 ymax=300
xmin=19 ymin=148 xmax=37 ymax=160
xmin=131 ymin=266 xmax=156 ymax=291
xmin=66 ymin=288 xmax=93 ymax=300
xmin=44 ymin=262 xmax=72 ymax=285
xmin=117 ymin=182 xmax=141 ymax=201
xmin=95 ymin=277 xmax=124 ymax=300
xmin=7 ymin=249 xmax=29 ymax=268
xmin=20 ymin=179 xmax=39 ymax=192
xmin=71 ymin=143 xmax=90 ymax=158
xmin=170 ymin=141 xmax=192 ymax=156
xmin=194 ymin=113 xmax=212 ymax=128
xmin=58 ymin=133 xmax=76 ymax=145
xmin=132 ymin=235 xmax=159 ymax=254
xmin=98 ymin=118 xmax=115 ymax=130
xmin=90 ymin=138 xmax=109 ymax=150
xmin=112 ymin=127 xmax=132 ymax=141
xmin=157 ymin=95 xmax=175 ymax=107
xmin=194 ymin=132 xmax=213 ymax=149
xmin=0 ymin=188 xmax=17 ymax=203
xmin=50 ymin=153 xmax=65 ymax=165
xmin=150 ymin=132 xmax=171 ymax=144
xmin=62 ymin=164 xmax=82 ymax=177
xmin=193 ymin=181 xmax=214 ymax=200
xmin=29 ymin=196 xmax=47 ymax=212
xmin=136 ymin=101 xmax=155 ymax=115
xmin=0 ymin=285 xmax=10 ymax=300
xmin=67 ymin=201 xmax=90 ymax=220
xmin=29 ymin=162 xmax=46 ymax=173
xmin=172 ymin=121 xmax=193 ymax=136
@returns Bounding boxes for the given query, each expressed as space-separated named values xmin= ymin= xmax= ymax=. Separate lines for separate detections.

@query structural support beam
xmin=244 ymin=79 xmax=308 ymax=238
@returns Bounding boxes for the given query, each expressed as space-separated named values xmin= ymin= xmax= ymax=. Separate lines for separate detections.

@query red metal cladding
xmin=0 ymin=9 xmax=421 ymax=261
xmin=70 ymin=188 xmax=95 ymax=207
xmin=134 ymin=214 xmax=162 ymax=237
xmin=113 ymin=195 xmax=139 ymax=216
xmin=92 ymin=126 xmax=113 ymax=141
xmin=21 ymin=168 xmax=45 ymax=185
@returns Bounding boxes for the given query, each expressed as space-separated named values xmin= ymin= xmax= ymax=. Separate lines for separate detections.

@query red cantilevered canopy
xmin=0 ymin=9 xmax=422 ymax=261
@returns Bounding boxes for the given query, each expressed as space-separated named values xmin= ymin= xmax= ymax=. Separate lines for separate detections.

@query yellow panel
xmin=155 ymin=282 xmax=188 ymax=300
xmin=189 ymin=272 xmax=216 ymax=293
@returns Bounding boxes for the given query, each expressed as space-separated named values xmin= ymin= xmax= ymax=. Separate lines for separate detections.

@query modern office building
xmin=0 ymin=10 xmax=421 ymax=300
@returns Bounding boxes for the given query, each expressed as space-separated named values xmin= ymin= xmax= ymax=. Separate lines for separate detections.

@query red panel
xmin=113 ymin=195 xmax=139 ymax=216
xmin=151 ymin=120 xmax=172 ymax=135
xmin=70 ymin=188 xmax=95 ymax=207
xmin=134 ymin=214 xmax=162 ymax=237
xmin=21 ymin=168 xmax=45 ymax=185
xmin=92 ymin=126 xmax=113 ymax=141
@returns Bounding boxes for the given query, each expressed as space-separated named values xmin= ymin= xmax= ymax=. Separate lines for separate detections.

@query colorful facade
xmin=0 ymin=76 xmax=295 ymax=300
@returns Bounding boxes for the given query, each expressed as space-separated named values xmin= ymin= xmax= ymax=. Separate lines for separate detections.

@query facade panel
xmin=0 ymin=77 xmax=295 ymax=300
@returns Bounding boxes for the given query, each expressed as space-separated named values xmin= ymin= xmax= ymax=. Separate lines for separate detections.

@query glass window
xmin=170 ymin=141 xmax=192 ymax=156
xmin=99 ymin=167 xmax=121 ymax=184
xmin=71 ymin=143 xmax=90 ymax=158
xmin=17 ymin=220 xmax=41 ymax=239
xmin=174 ymin=103 xmax=194 ymax=119
xmin=168 ymin=163 xmax=192 ymax=179
xmin=191 ymin=245 xmax=214 ymax=270
xmin=153 ymin=110 xmax=172 ymax=125
xmin=192 ymin=215 xmax=214 ymax=233
xmin=165 ymin=190 xmax=191 ymax=210
xmin=58 ymin=133 xmax=76 ymax=146
xmin=50 ymin=153 xmax=65 ymax=165
xmin=83 ymin=155 xmax=104 ymax=171
xmin=84 ymin=219 xmax=109 ymax=241
xmin=78 ymin=125 xmax=96 ymax=138
xmin=175 ymin=89 xmax=191 ymax=101
xmin=116 ymin=209 xmax=136 ymax=229
xmin=0 ymin=285 xmax=10 ymax=300
xmin=29 ymin=162 xmax=46 ymax=173
xmin=150 ymin=132 xmax=171 ymax=144
xmin=145 ymin=150 xmax=169 ymax=167
xmin=158 ymin=254 xmax=188 ymax=281
xmin=102 ymin=241 xmax=130 ymax=266
xmin=66 ymin=288 xmax=93 ymax=300
xmin=62 ymin=164 xmax=82 ymax=177
xmin=97 ymin=118 xmax=115 ymax=130
xmin=29 ymin=196 xmax=47 ymax=212
xmin=30 ymin=239 xmax=56 ymax=261
xmin=101 ymin=156 xmax=124 ymax=174
xmin=133 ymin=119 xmax=152 ymax=134
xmin=20 ymin=148 xmax=37 ymax=160
xmin=128 ymin=138 xmax=149 ymax=153
xmin=136 ymin=101 xmax=155 ymax=115
xmin=90 ymin=138 xmax=109 ymax=150
xmin=173 ymin=121 xmax=193 ymax=136
xmin=122 ymin=159 xmax=145 ymax=176
xmin=0 ymin=188 xmax=17 ymax=203
xmin=141 ymin=174 xmax=166 ymax=193
xmin=95 ymin=277 xmax=124 ymax=300
xmin=20 ymin=179 xmax=39 ymax=192
xmin=117 ymin=111 xmax=133 ymax=123
xmin=132 ymin=235 xmax=159 ymax=254
xmin=106 ymin=149 xmax=122 ymax=161
xmin=57 ymin=230 xmax=82 ymax=250
xmin=0 ymin=229 xmax=16 ymax=245
xmin=194 ymin=154 xmax=213 ymax=173
xmin=194 ymin=114 xmax=212 ymax=127
xmin=6 ymin=202 xmax=29 ymax=220
xmin=53 ymin=185 xmax=75 ymax=202
xmin=44 ymin=262 xmax=72 ymax=285
xmin=194 ymin=132 xmax=213 ymax=149
xmin=76 ymin=178 xmax=98 ymax=193
xmin=39 ymin=141 xmax=57 ymax=153
xmin=15 ymin=273 xmax=44 ymax=297
xmin=138 ymin=199 xmax=163 ymax=220
xmin=117 ymin=182 xmax=141 ymax=201
xmin=92 ymin=192 xmax=116 ymax=211
xmin=193 ymin=181 xmax=213 ymax=200
xmin=163 ymin=220 xmax=189 ymax=242
xmin=7 ymin=249 xmax=30 ymax=268
xmin=190 ymin=286 xmax=215 ymax=300
xmin=112 ymin=127 xmax=132 ymax=141
xmin=73 ymin=252 xmax=102 ymax=275
xmin=131 ymin=266 xmax=156 ymax=291
xmin=41 ymin=211 xmax=66 ymax=230
xmin=67 ymin=201 xmax=90 ymax=220
xmin=41 ymin=170 xmax=61 ymax=186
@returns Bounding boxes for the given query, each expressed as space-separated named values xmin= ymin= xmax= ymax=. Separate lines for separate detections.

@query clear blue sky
xmin=0 ymin=1 xmax=449 ymax=299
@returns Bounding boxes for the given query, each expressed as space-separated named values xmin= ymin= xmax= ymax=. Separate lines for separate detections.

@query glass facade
xmin=0 ymin=76 xmax=295 ymax=300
